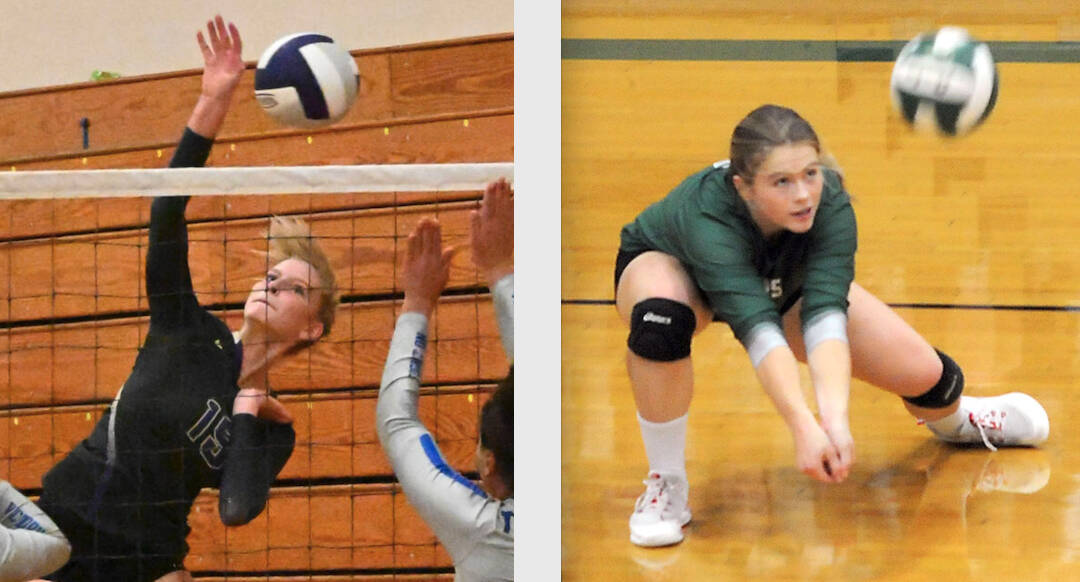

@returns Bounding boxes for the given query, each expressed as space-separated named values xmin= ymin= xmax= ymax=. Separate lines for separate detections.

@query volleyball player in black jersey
xmin=37 ymin=16 xmax=339 ymax=582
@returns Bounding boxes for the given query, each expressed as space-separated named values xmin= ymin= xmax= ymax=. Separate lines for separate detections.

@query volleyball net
xmin=0 ymin=161 xmax=513 ymax=575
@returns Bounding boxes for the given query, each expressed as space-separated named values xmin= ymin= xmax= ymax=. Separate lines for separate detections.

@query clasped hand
xmin=793 ymin=416 xmax=854 ymax=484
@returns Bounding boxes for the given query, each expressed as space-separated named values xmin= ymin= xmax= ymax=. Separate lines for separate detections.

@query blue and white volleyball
xmin=890 ymin=27 xmax=998 ymax=137
xmin=254 ymin=33 xmax=359 ymax=128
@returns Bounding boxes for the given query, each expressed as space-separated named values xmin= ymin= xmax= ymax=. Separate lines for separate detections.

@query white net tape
xmin=0 ymin=162 xmax=513 ymax=199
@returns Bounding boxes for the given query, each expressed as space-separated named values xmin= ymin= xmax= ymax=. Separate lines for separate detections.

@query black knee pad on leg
xmin=903 ymin=349 xmax=964 ymax=408
xmin=627 ymin=298 xmax=696 ymax=362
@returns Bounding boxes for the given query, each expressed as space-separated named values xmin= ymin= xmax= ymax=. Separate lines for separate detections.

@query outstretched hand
xmin=470 ymin=178 xmax=513 ymax=287
xmin=196 ymin=15 xmax=245 ymax=102
xmin=402 ymin=218 xmax=456 ymax=317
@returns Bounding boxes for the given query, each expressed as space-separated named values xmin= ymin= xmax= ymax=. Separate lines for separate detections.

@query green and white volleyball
xmin=890 ymin=27 xmax=998 ymax=136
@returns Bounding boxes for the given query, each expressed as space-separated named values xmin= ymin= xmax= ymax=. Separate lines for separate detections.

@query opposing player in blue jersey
xmin=0 ymin=479 xmax=70 ymax=581
xmin=376 ymin=179 xmax=514 ymax=581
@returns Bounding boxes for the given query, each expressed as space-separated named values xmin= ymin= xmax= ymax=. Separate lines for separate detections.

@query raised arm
xmin=188 ymin=14 xmax=245 ymax=139
xmin=376 ymin=220 xmax=490 ymax=555
xmin=0 ymin=480 xmax=70 ymax=581
xmin=148 ymin=16 xmax=243 ymax=330
xmin=470 ymin=179 xmax=514 ymax=361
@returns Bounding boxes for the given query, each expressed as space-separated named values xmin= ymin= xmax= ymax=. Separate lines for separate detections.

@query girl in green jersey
xmin=616 ymin=104 xmax=1049 ymax=547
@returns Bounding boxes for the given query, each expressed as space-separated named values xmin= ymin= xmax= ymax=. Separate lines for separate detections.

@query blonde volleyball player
xmin=376 ymin=179 xmax=514 ymax=581
xmin=38 ymin=17 xmax=338 ymax=581
xmin=616 ymin=104 xmax=1050 ymax=547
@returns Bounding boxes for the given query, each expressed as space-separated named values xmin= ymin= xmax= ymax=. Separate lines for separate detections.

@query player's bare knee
xmin=902 ymin=349 xmax=963 ymax=408
xmin=627 ymin=298 xmax=696 ymax=361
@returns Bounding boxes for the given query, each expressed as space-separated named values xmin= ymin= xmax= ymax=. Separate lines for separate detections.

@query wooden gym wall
xmin=0 ymin=33 xmax=513 ymax=581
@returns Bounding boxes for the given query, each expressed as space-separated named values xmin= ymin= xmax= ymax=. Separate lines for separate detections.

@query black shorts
xmin=38 ymin=498 xmax=184 ymax=582
xmin=613 ymin=247 xmax=803 ymax=318
xmin=613 ymin=248 xmax=645 ymax=295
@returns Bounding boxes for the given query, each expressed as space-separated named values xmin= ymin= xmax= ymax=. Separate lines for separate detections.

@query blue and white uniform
xmin=376 ymin=274 xmax=514 ymax=582
xmin=0 ymin=480 xmax=70 ymax=581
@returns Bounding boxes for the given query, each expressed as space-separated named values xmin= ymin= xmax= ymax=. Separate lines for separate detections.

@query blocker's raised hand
xmin=402 ymin=218 xmax=456 ymax=317
xmin=470 ymin=178 xmax=513 ymax=287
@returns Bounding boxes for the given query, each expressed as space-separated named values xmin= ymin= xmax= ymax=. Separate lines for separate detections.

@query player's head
xmin=476 ymin=368 xmax=513 ymax=499
xmin=730 ymin=104 xmax=821 ymax=181
xmin=729 ymin=105 xmax=825 ymax=236
xmin=243 ymin=216 xmax=339 ymax=352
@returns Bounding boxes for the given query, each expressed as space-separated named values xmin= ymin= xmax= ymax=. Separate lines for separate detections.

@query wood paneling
xmin=7 ymin=113 xmax=512 ymax=172
xmin=563 ymin=1 xmax=1080 ymax=41
xmin=562 ymin=58 xmax=1080 ymax=307
xmin=0 ymin=35 xmax=512 ymax=165
xmin=0 ymin=190 xmax=481 ymax=241
xmin=0 ymin=201 xmax=490 ymax=321
xmin=184 ymin=484 xmax=458 ymax=572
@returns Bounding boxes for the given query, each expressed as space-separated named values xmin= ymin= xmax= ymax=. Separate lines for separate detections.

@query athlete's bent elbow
xmin=43 ymin=536 xmax=72 ymax=576
xmin=218 ymin=497 xmax=265 ymax=526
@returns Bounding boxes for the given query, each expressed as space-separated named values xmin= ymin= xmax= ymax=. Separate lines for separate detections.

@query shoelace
xmin=634 ymin=474 xmax=671 ymax=514
xmin=968 ymin=409 xmax=1004 ymax=452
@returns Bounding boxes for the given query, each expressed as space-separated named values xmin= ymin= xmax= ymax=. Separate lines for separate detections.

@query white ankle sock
xmin=637 ymin=412 xmax=688 ymax=482
xmin=925 ymin=401 xmax=968 ymax=437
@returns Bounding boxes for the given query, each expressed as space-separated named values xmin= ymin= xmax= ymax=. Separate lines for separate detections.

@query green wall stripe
xmin=562 ymin=38 xmax=1080 ymax=63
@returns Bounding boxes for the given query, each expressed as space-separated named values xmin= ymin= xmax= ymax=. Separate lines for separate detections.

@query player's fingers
xmin=206 ymin=19 xmax=221 ymax=51
xmin=214 ymin=15 xmax=228 ymax=46
xmin=261 ymin=396 xmax=293 ymax=424
xmin=413 ymin=219 xmax=432 ymax=253
xmin=420 ymin=218 xmax=441 ymax=252
xmin=801 ymin=459 xmax=827 ymax=483
xmin=483 ymin=180 xmax=500 ymax=218
xmin=489 ymin=179 xmax=506 ymax=207
xmin=839 ymin=445 xmax=855 ymax=481
xmin=197 ymin=31 xmax=212 ymax=60
xmin=431 ymin=217 xmax=443 ymax=243
xmin=228 ymin=22 xmax=242 ymax=53
xmin=406 ymin=227 xmax=422 ymax=261
xmin=442 ymin=245 xmax=459 ymax=264
xmin=469 ymin=209 xmax=481 ymax=238
xmin=495 ymin=177 xmax=511 ymax=200
xmin=494 ymin=180 xmax=513 ymax=220
xmin=825 ymin=446 xmax=847 ymax=483
xmin=441 ymin=246 xmax=457 ymax=277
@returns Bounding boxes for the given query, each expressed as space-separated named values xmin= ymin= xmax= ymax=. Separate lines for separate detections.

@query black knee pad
xmin=627 ymin=298 xmax=696 ymax=362
xmin=903 ymin=349 xmax=964 ymax=408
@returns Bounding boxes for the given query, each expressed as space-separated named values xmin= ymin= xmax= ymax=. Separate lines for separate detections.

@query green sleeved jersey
xmin=619 ymin=160 xmax=856 ymax=345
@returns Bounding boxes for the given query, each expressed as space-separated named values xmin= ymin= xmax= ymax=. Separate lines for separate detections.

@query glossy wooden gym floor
xmin=561 ymin=3 xmax=1080 ymax=580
